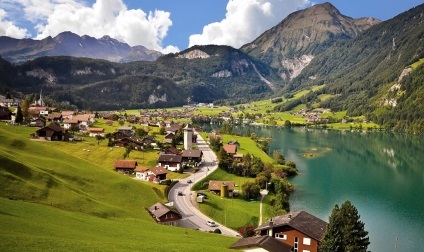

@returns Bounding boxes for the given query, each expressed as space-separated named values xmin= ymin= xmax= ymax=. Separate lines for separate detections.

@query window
xmin=303 ymin=238 xmax=311 ymax=245
xmin=294 ymin=237 xmax=299 ymax=252
xmin=275 ymin=233 xmax=287 ymax=240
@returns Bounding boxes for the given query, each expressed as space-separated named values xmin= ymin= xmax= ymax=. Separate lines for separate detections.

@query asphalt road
xmin=169 ymin=132 xmax=240 ymax=237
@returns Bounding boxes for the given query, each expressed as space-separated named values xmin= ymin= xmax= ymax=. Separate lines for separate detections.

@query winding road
xmin=168 ymin=132 xmax=239 ymax=236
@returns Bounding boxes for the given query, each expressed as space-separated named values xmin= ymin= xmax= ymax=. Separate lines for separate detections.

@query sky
xmin=0 ymin=0 xmax=422 ymax=53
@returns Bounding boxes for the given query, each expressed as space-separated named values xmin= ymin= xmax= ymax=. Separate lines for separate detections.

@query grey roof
xmin=181 ymin=149 xmax=202 ymax=158
xmin=148 ymin=202 xmax=180 ymax=220
xmin=255 ymin=210 xmax=328 ymax=241
xmin=158 ymin=154 xmax=182 ymax=163
xmin=230 ymin=236 xmax=292 ymax=252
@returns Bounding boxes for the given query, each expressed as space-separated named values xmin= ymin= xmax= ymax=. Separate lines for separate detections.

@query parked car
xmin=206 ymin=220 xmax=217 ymax=227
xmin=197 ymin=193 xmax=208 ymax=199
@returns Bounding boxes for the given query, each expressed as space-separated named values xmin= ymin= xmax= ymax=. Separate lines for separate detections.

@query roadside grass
xmin=198 ymin=193 xmax=260 ymax=231
xmin=167 ymin=171 xmax=190 ymax=180
xmin=0 ymin=198 xmax=236 ymax=252
xmin=192 ymin=168 xmax=256 ymax=192
xmin=199 ymin=132 xmax=274 ymax=164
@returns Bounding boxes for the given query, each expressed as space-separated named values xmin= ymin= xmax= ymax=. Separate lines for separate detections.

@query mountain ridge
xmin=0 ymin=31 xmax=162 ymax=64
xmin=241 ymin=2 xmax=380 ymax=80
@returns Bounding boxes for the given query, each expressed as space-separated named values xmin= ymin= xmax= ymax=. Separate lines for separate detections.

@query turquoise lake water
xmin=261 ymin=127 xmax=424 ymax=252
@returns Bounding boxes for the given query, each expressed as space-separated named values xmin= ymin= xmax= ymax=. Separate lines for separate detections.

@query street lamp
xmin=265 ymin=182 xmax=272 ymax=191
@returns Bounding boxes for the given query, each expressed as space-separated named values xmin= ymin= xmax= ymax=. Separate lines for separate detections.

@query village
xmin=0 ymin=93 xmax=369 ymax=252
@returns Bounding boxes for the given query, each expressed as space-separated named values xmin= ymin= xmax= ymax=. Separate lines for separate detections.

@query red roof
xmin=134 ymin=166 xmax=149 ymax=172
xmin=114 ymin=160 xmax=138 ymax=169
xmin=149 ymin=167 xmax=169 ymax=175
xmin=89 ymin=128 xmax=104 ymax=133
xmin=223 ymin=144 xmax=237 ymax=154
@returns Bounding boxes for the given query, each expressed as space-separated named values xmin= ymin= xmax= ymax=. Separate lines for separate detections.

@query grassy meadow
xmin=0 ymin=123 xmax=236 ymax=251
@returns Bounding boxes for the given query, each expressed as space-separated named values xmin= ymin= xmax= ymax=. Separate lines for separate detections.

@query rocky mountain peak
xmin=241 ymin=2 xmax=381 ymax=80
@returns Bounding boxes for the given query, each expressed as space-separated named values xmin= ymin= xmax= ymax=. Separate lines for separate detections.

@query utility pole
xmin=395 ymin=236 xmax=398 ymax=252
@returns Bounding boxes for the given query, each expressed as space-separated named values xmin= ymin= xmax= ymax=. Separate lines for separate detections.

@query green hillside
xmin=0 ymin=124 xmax=236 ymax=251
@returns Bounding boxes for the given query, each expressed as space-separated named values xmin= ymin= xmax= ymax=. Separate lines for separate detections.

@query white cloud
xmin=9 ymin=0 xmax=178 ymax=53
xmin=189 ymin=0 xmax=310 ymax=48
xmin=0 ymin=9 xmax=29 ymax=38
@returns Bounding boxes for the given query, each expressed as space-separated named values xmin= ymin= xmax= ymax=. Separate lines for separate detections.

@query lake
xmin=206 ymin=125 xmax=424 ymax=251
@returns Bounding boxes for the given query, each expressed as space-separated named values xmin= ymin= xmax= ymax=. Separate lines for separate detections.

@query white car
xmin=206 ymin=220 xmax=217 ymax=227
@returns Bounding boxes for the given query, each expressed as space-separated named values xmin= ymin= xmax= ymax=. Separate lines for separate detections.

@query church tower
xmin=183 ymin=124 xmax=193 ymax=150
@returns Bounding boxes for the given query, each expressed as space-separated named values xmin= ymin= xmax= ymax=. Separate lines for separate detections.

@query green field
xmin=0 ymin=123 xmax=236 ymax=251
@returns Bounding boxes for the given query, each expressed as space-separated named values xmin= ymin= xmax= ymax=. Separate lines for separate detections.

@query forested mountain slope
xmin=284 ymin=3 xmax=424 ymax=132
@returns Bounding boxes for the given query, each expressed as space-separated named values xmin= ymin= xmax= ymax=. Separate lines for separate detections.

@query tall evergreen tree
xmin=320 ymin=201 xmax=370 ymax=252
xmin=15 ymin=105 xmax=23 ymax=124
xmin=320 ymin=204 xmax=344 ymax=252
xmin=339 ymin=201 xmax=370 ymax=251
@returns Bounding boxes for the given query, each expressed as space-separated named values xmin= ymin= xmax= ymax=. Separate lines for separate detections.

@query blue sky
xmin=0 ymin=0 xmax=422 ymax=53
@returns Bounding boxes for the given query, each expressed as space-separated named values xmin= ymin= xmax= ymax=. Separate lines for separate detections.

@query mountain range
xmin=0 ymin=2 xmax=423 ymax=132
xmin=0 ymin=32 xmax=162 ymax=64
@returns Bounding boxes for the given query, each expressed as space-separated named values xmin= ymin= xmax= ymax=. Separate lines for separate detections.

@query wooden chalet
xmin=158 ymin=154 xmax=182 ymax=172
xmin=0 ymin=107 xmax=13 ymax=121
xmin=114 ymin=160 xmax=138 ymax=174
xmin=181 ymin=149 xmax=203 ymax=163
xmin=35 ymin=124 xmax=68 ymax=141
xmin=29 ymin=117 xmax=46 ymax=127
xmin=208 ymin=180 xmax=235 ymax=195
xmin=135 ymin=166 xmax=168 ymax=182
xmin=223 ymin=144 xmax=237 ymax=156
xmin=148 ymin=202 xmax=181 ymax=226
xmin=88 ymin=128 xmax=105 ymax=137
xmin=255 ymin=211 xmax=328 ymax=252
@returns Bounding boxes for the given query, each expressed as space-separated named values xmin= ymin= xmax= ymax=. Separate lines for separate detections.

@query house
xmin=223 ymin=144 xmax=237 ymax=156
xmin=164 ymin=132 xmax=175 ymax=143
xmin=165 ymin=124 xmax=181 ymax=134
xmin=147 ymin=202 xmax=182 ymax=226
xmin=115 ymin=137 xmax=144 ymax=150
xmin=158 ymin=154 xmax=182 ymax=172
xmin=111 ymin=131 xmax=132 ymax=141
xmin=134 ymin=167 xmax=150 ymax=180
xmin=117 ymin=126 xmax=134 ymax=136
xmin=88 ymin=128 xmax=105 ymax=137
xmin=47 ymin=113 xmax=62 ymax=123
xmin=114 ymin=160 xmax=138 ymax=174
xmin=255 ymin=210 xmax=328 ymax=252
xmin=102 ymin=113 xmax=115 ymax=120
xmin=228 ymin=140 xmax=240 ymax=149
xmin=61 ymin=111 xmax=74 ymax=120
xmin=230 ymin=236 xmax=292 ymax=252
xmin=0 ymin=107 xmax=13 ymax=121
xmin=181 ymin=149 xmax=203 ymax=163
xmin=35 ymin=124 xmax=65 ymax=141
xmin=29 ymin=117 xmax=46 ymax=127
xmin=62 ymin=119 xmax=79 ymax=129
xmin=75 ymin=114 xmax=91 ymax=128
xmin=136 ymin=166 xmax=169 ymax=182
xmin=163 ymin=146 xmax=181 ymax=155
xmin=208 ymin=180 xmax=235 ymax=196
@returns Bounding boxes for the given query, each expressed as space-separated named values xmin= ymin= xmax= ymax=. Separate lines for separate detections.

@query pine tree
xmin=339 ymin=201 xmax=370 ymax=252
xmin=320 ymin=205 xmax=344 ymax=252
xmin=320 ymin=201 xmax=370 ymax=252
xmin=15 ymin=105 xmax=23 ymax=124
